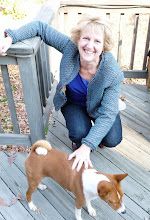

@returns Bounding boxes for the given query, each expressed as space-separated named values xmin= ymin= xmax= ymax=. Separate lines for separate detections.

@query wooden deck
xmin=0 ymin=83 xmax=150 ymax=220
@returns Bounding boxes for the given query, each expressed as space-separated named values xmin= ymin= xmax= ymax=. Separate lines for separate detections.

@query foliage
xmin=0 ymin=0 xmax=47 ymax=19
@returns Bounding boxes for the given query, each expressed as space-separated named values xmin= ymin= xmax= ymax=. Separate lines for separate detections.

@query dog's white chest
xmin=82 ymin=169 xmax=110 ymax=200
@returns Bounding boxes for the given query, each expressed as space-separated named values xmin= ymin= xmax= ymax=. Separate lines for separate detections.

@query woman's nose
xmin=86 ymin=40 xmax=94 ymax=48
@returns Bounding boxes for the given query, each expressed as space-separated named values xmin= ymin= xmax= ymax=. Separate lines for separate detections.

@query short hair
xmin=70 ymin=14 xmax=114 ymax=51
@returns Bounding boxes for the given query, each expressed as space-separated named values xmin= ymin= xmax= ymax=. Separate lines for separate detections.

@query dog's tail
xmin=31 ymin=140 xmax=52 ymax=156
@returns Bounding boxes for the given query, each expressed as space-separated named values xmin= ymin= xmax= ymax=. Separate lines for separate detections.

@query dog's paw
xmin=38 ymin=183 xmax=47 ymax=190
xmin=28 ymin=201 xmax=38 ymax=211
xmin=76 ymin=217 xmax=83 ymax=220
xmin=88 ymin=207 xmax=96 ymax=217
xmin=35 ymin=147 xmax=47 ymax=155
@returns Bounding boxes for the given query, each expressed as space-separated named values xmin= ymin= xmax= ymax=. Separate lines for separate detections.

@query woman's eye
xmin=83 ymin=37 xmax=89 ymax=40
xmin=95 ymin=40 xmax=101 ymax=43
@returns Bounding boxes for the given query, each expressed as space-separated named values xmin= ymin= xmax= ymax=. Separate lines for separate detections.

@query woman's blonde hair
xmin=70 ymin=14 xmax=114 ymax=51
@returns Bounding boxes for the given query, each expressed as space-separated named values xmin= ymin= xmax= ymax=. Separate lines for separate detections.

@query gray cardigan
xmin=6 ymin=21 xmax=124 ymax=150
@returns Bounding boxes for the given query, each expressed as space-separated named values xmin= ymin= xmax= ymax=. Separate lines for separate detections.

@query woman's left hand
xmin=68 ymin=144 xmax=93 ymax=172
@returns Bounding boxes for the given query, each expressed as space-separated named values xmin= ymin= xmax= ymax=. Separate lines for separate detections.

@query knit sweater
xmin=6 ymin=21 xmax=124 ymax=150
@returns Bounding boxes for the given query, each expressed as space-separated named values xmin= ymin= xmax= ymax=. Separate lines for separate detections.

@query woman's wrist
xmin=80 ymin=144 xmax=91 ymax=153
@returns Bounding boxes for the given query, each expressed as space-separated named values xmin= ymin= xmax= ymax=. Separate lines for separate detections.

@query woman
xmin=0 ymin=15 xmax=125 ymax=171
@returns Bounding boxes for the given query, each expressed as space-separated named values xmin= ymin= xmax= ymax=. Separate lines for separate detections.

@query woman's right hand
xmin=0 ymin=35 xmax=13 ymax=56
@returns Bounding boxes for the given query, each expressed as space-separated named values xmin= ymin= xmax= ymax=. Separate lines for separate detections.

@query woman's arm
xmin=4 ymin=21 xmax=70 ymax=53
xmin=82 ymin=75 xmax=123 ymax=150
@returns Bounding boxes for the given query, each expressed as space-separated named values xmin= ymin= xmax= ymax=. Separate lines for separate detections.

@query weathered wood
xmin=61 ymin=0 xmax=150 ymax=7
xmin=0 ymin=176 xmax=34 ymax=220
xmin=130 ymin=14 xmax=139 ymax=69
xmin=143 ymin=16 xmax=150 ymax=70
xmin=1 ymin=65 xmax=20 ymax=133
xmin=18 ymin=56 xmax=45 ymax=143
xmin=0 ymin=133 xmax=31 ymax=145
xmin=147 ymin=51 xmax=150 ymax=89
xmin=123 ymin=70 xmax=147 ymax=78
xmin=0 ymin=56 xmax=17 ymax=65
xmin=36 ymin=44 xmax=47 ymax=108
xmin=43 ymin=80 xmax=57 ymax=129
xmin=0 ymin=152 xmax=65 ymax=220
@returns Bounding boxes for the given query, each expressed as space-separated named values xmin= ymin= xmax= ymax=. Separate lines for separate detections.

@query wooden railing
xmin=0 ymin=3 xmax=55 ymax=146
xmin=57 ymin=0 xmax=150 ymax=88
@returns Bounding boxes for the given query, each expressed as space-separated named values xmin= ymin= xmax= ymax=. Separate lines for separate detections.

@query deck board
xmin=0 ymin=83 xmax=150 ymax=220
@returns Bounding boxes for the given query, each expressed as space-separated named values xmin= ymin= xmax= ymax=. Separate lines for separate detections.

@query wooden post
xmin=147 ymin=51 xmax=150 ymax=89
xmin=17 ymin=56 xmax=45 ymax=144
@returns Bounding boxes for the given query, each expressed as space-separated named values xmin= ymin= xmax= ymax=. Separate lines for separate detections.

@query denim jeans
xmin=61 ymin=102 xmax=122 ymax=148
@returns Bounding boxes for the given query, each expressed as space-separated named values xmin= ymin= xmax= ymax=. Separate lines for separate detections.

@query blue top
xmin=66 ymin=73 xmax=89 ymax=106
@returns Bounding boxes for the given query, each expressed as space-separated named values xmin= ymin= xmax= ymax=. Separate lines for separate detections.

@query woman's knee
xmin=104 ymin=135 xmax=123 ymax=148
xmin=69 ymin=126 xmax=91 ymax=143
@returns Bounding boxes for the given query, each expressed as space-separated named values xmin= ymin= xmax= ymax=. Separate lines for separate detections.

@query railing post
xmin=17 ymin=55 xmax=45 ymax=143
xmin=147 ymin=51 xmax=150 ymax=89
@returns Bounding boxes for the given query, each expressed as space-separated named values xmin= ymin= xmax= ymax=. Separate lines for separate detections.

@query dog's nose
xmin=121 ymin=210 xmax=126 ymax=214
xmin=117 ymin=203 xmax=126 ymax=214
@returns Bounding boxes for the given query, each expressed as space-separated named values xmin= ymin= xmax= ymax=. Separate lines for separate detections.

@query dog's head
xmin=97 ymin=173 xmax=128 ymax=214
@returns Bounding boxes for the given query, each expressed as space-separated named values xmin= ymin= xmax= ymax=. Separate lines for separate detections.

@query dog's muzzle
xmin=117 ymin=203 xmax=126 ymax=214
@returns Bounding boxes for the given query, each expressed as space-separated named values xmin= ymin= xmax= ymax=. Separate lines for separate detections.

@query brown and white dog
xmin=25 ymin=140 xmax=128 ymax=220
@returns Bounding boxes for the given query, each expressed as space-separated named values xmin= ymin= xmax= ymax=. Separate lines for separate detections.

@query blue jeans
xmin=61 ymin=102 xmax=122 ymax=148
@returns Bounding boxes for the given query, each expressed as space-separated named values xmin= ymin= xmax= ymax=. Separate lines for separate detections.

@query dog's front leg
xmin=75 ymin=207 xmax=83 ymax=220
xmin=86 ymin=200 xmax=96 ymax=217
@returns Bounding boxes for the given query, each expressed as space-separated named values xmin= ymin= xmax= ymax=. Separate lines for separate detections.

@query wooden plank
xmin=109 ymin=13 xmax=120 ymax=60
xmin=147 ymin=53 xmax=150 ymax=89
xmin=122 ymin=84 xmax=150 ymax=101
xmin=0 ymin=56 xmax=17 ymax=65
xmin=123 ymin=70 xmax=147 ymax=78
xmin=0 ymin=152 xmax=65 ymax=220
xmin=43 ymin=80 xmax=57 ymax=129
xmin=61 ymin=0 xmax=150 ymax=7
xmin=1 ymin=65 xmax=20 ymax=134
xmin=44 ymin=44 xmax=52 ymax=92
xmin=134 ymin=14 xmax=150 ymax=70
xmin=121 ymin=112 xmax=150 ymax=141
xmin=0 ymin=176 xmax=34 ymax=220
xmin=36 ymin=46 xmax=46 ymax=108
xmin=0 ymin=133 xmax=31 ymax=146
xmin=123 ymin=124 xmax=150 ymax=154
xmin=18 ymin=56 xmax=45 ymax=143
xmin=122 ymin=105 xmax=150 ymax=128
xmin=40 ymin=43 xmax=49 ymax=101
xmin=6 ymin=38 xmax=41 ymax=56
xmin=121 ymin=89 xmax=150 ymax=115
xmin=143 ymin=16 xmax=150 ymax=70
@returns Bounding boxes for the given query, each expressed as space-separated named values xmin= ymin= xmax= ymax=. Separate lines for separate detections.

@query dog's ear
xmin=114 ymin=173 xmax=128 ymax=182
xmin=97 ymin=181 xmax=112 ymax=198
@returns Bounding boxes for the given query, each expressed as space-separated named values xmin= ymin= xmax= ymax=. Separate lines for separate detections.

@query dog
xmin=25 ymin=140 xmax=128 ymax=220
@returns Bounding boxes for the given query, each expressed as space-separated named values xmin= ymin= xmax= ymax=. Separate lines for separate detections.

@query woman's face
xmin=77 ymin=26 xmax=104 ymax=63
